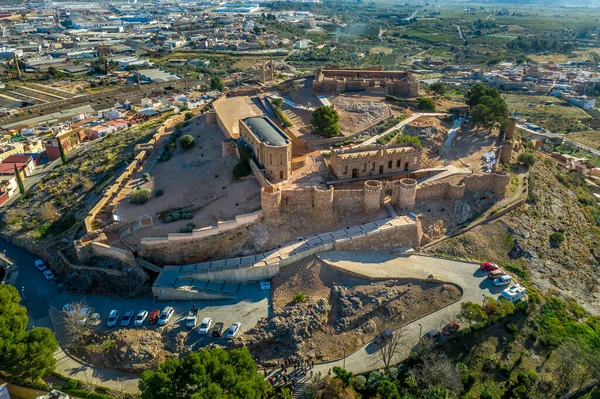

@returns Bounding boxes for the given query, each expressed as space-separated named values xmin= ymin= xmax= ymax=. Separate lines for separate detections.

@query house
xmin=1 ymin=154 xmax=35 ymax=176
xmin=45 ymin=128 xmax=84 ymax=161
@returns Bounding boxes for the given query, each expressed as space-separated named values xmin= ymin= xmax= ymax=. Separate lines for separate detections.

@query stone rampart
xmin=140 ymin=210 xmax=262 ymax=246
xmin=249 ymin=158 xmax=271 ymax=188
xmin=90 ymin=242 xmax=136 ymax=265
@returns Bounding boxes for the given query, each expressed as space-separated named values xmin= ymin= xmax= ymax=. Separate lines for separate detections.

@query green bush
xmin=184 ymin=112 xmax=195 ymax=121
xmin=185 ymin=213 xmax=193 ymax=219
xmin=416 ymin=97 xmax=436 ymax=111
xmin=186 ymin=226 xmax=193 ymax=233
xmin=311 ymin=106 xmax=340 ymax=137
xmin=518 ymin=152 xmax=537 ymax=167
xmin=274 ymin=107 xmax=293 ymax=127
xmin=354 ymin=375 xmax=367 ymax=391
xmin=180 ymin=226 xmax=188 ymax=233
xmin=172 ymin=212 xmax=181 ymax=221
xmin=164 ymin=216 xmax=173 ymax=223
xmin=397 ymin=135 xmax=422 ymax=148
xmin=142 ymin=173 xmax=150 ymax=182
xmin=187 ymin=222 xmax=196 ymax=228
xmin=179 ymin=135 xmax=195 ymax=149
xmin=233 ymin=162 xmax=251 ymax=179
xmin=67 ymin=379 xmax=78 ymax=389
xmin=130 ymin=188 xmax=151 ymax=204
xmin=155 ymin=189 xmax=164 ymax=197
xmin=550 ymin=231 xmax=565 ymax=246
xmin=505 ymin=322 xmax=519 ymax=335
xmin=293 ymin=293 xmax=307 ymax=303
xmin=480 ymin=390 xmax=493 ymax=399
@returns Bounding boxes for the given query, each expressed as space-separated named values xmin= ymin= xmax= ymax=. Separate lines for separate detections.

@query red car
xmin=147 ymin=309 xmax=161 ymax=324
xmin=480 ymin=262 xmax=499 ymax=271
xmin=442 ymin=322 xmax=460 ymax=335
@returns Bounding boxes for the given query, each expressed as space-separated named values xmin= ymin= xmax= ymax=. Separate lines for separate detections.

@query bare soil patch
xmin=245 ymin=256 xmax=460 ymax=363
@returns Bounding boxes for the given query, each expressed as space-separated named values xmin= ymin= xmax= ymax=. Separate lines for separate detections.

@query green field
xmin=566 ymin=131 xmax=600 ymax=150
xmin=503 ymin=94 xmax=590 ymax=133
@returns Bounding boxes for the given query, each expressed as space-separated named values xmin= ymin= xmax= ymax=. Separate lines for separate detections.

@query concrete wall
xmin=140 ymin=210 xmax=263 ymax=245
xmin=90 ymin=242 xmax=136 ymax=265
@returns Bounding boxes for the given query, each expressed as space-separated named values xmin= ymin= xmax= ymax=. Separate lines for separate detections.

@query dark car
xmin=212 ymin=322 xmax=224 ymax=337
xmin=148 ymin=309 xmax=161 ymax=325
xmin=374 ymin=329 xmax=393 ymax=345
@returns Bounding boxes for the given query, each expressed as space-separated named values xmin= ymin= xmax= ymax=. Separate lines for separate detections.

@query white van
xmin=500 ymin=284 xmax=526 ymax=303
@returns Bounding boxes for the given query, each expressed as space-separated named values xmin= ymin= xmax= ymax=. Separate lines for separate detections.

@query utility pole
xmin=13 ymin=53 xmax=21 ymax=78
xmin=270 ymin=55 xmax=274 ymax=82
xmin=261 ymin=58 xmax=265 ymax=84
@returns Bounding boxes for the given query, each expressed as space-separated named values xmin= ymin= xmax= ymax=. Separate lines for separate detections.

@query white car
xmin=197 ymin=317 xmax=213 ymax=335
xmin=500 ymin=284 xmax=527 ymax=303
xmin=158 ymin=306 xmax=175 ymax=325
xmin=121 ymin=310 xmax=133 ymax=326
xmin=493 ymin=275 xmax=512 ymax=287
xmin=43 ymin=270 xmax=55 ymax=280
xmin=134 ymin=310 xmax=148 ymax=327
xmin=107 ymin=310 xmax=119 ymax=327
xmin=225 ymin=322 xmax=241 ymax=338
xmin=35 ymin=259 xmax=47 ymax=272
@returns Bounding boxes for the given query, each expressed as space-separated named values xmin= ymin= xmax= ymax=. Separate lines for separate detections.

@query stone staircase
xmin=283 ymin=108 xmax=304 ymax=126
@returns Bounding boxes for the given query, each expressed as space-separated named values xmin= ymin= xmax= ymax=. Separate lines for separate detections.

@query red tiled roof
xmin=2 ymin=155 xmax=31 ymax=164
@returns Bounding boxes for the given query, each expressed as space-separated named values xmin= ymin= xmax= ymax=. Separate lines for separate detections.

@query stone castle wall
xmin=416 ymin=173 xmax=509 ymax=202
xmin=329 ymin=145 xmax=422 ymax=179
xmin=313 ymin=67 xmax=419 ymax=97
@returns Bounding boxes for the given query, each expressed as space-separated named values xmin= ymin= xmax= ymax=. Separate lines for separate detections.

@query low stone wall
xmin=90 ymin=242 xmax=136 ymax=265
xmin=140 ymin=210 xmax=262 ymax=246
xmin=249 ymin=159 xmax=271 ymax=188
xmin=416 ymin=173 xmax=508 ymax=202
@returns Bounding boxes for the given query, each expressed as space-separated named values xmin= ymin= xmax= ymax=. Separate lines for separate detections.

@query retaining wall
xmin=90 ymin=242 xmax=136 ymax=265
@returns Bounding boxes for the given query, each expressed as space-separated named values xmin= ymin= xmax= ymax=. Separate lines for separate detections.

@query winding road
xmin=311 ymin=251 xmax=506 ymax=375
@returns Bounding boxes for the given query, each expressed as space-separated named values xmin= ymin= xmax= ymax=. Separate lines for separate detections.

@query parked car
xmin=197 ymin=317 xmax=213 ymax=335
xmin=107 ymin=310 xmax=119 ymax=327
xmin=480 ymin=262 xmax=499 ymax=271
xmin=121 ymin=310 xmax=133 ymax=326
xmin=374 ymin=329 xmax=393 ymax=346
xmin=158 ymin=306 xmax=175 ymax=325
xmin=212 ymin=322 xmax=224 ymax=337
xmin=441 ymin=322 xmax=460 ymax=335
xmin=134 ymin=310 xmax=148 ymax=327
xmin=186 ymin=306 xmax=199 ymax=328
xmin=43 ymin=270 xmax=55 ymax=280
xmin=87 ymin=312 xmax=101 ymax=326
xmin=225 ymin=322 xmax=241 ymax=338
xmin=493 ymin=275 xmax=512 ymax=287
xmin=148 ymin=309 xmax=161 ymax=324
xmin=487 ymin=269 xmax=507 ymax=280
xmin=34 ymin=259 xmax=47 ymax=272
xmin=424 ymin=329 xmax=440 ymax=340
xmin=500 ymin=284 xmax=527 ymax=303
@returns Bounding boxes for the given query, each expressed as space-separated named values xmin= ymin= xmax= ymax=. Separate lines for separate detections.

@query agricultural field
xmin=503 ymin=93 xmax=590 ymax=132
xmin=565 ymin=131 xmax=600 ymax=151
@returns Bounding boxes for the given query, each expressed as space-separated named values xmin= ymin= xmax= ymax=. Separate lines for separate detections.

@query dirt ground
xmin=331 ymin=93 xmax=392 ymax=135
xmin=246 ymin=257 xmax=460 ymax=362
xmin=446 ymin=124 xmax=500 ymax=172
xmin=115 ymin=116 xmax=261 ymax=240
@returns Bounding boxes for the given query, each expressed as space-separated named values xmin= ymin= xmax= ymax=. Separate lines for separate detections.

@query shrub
xmin=155 ymin=189 xmax=164 ymax=197
xmin=142 ymin=173 xmax=150 ymax=182
xmin=187 ymin=222 xmax=196 ymax=228
xmin=172 ymin=212 xmax=181 ymax=221
xmin=179 ymin=226 xmax=188 ymax=233
xmin=270 ymin=98 xmax=283 ymax=108
xmin=416 ymin=97 xmax=436 ymax=111
xmin=397 ymin=135 xmax=422 ymax=148
xmin=179 ymin=135 xmax=195 ymax=149
xmin=67 ymin=379 xmax=78 ymax=389
xmin=130 ymin=188 xmax=151 ymax=204
xmin=353 ymin=375 xmax=367 ymax=391
xmin=164 ymin=216 xmax=173 ymax=223
xmin=184 ymin=112 xmax=195 ymax=121
xmin=186 ymin=226 xmax=193 ymax=233
xmin=233 ymin=161 xmax=251 ymax=179
xmin=505 ymin=322 xmax=519 ymax=335
xmin=274 ymin=107 xmax=293 ymax=127
xmin=293 ymin=292 xmax=306 ymax=303
xmin=518 ymin=152 xmax=536 ymax=167
xmin=185 ymin=213 xmax=193 ymax=219
xmin=480 ymin=390 xmax=493 ymax=399
xmin=550 ymin=231 xmax=565 ymax=246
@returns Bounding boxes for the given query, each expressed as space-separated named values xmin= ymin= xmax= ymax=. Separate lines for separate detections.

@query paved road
xmin=444 ymin=117 xmax=464 ymax=147
xmin=311 ymin=251 xmax=507 ymax=375
xmin=0 ymin=237 xmax=268 ymax=394
xmin=360 ymin=113 xmax=449 ymax=147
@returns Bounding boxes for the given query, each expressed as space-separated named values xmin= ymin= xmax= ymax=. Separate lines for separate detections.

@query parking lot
xmin=48 ymin=283 xmax=269 ymax=348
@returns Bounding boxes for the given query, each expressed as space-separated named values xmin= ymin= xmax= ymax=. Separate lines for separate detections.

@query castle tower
xmin=398 ymin=178 xmax=417 ymax=211
xmin=363 ymin=180 xmax=383 ymax=213
xmin=313 ymin=186 xmax=334 ymax=219
xmin=261 ymin=185 xmax=282 ymax=218
xmin=505 ymin=117 xmax=517 ymax=140
xmin=499 ymin=140 xmax=513 ymax=164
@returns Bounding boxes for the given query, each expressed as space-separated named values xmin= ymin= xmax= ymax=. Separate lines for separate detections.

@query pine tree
xmin=14 ymin=163 xmax=25 ymax=195
xmin=57 ymin=138 xmax=67 ymax=165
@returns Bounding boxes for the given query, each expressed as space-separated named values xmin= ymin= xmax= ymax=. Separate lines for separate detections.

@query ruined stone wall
xmin=313 ymin=68 xmax=418 ymax=97
xmin=463 ymin=173 xmax=509 ymax=196
xmin=206 ymin=110 xmax=217 ymax=125
xmin=333 ymin=189 xmax=364 ymax=213
xmin=416 ymin=181 xmax=465 ymax=201
xmin=416 ymin=173 xmax=509 ymax=202
xmin=90 ymin=242 xmax=136 ymax=265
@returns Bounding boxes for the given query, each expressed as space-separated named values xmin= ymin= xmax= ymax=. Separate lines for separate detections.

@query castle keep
xmin=329 ymin=145 xmax=422 ymax=179
xmin=312 ymin=67 xmax=419 ymax=97
xmin=239 ymin=116 xmax=292 ymax=182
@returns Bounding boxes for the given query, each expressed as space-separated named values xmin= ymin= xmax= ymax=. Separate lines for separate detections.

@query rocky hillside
xmin=428 ymin=157 xmax=600 ymax=314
